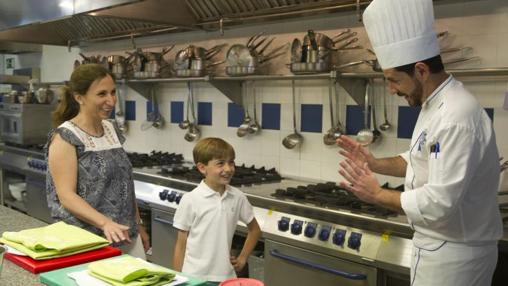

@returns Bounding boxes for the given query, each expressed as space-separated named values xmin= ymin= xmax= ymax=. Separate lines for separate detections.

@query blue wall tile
xmin=125 ymin=100 xmax=136 ymax=121
xmin=397 ymin=106 xmax=421 ymax=139
xmin=345 ymin=105 xmax=371 ymax=135
xmin=301 ymin=104 xmax=322 ymax=133
xmin=484 ymin=108 xmax=494 ymax=122
xmin=262 ymin=103 xmax=280 ymax=130
xmin=171 ymin=101 xmax=184 ymax=124
xmin=146 ymin=101 xmax=161 ymax=121
xmin=228 ymin=103 xmax=244 ymax=127
xmin=197 ymin=102 xmax=212 ymax=125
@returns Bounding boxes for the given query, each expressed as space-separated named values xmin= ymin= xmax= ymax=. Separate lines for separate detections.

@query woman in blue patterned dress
xmin=45 ymin=64 xmax=149 ymax=258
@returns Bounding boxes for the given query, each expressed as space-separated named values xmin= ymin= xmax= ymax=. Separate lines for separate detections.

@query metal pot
xmin=175 ymin=69 xmax=206 ymax=77
xmin=290 ymin=62 xmax=329 ymax=74
xmin=107 ymin=55 xmax=126 ymax=64
xmin=190 ymin=58 xmax=224 ymax=71
xmin=35 ymin=88 xmax=54 ymax=104
xmin=302 ymin=30 xmax=358 ymax=51
xmin=226 ymin=66 xmax=256 ymax=76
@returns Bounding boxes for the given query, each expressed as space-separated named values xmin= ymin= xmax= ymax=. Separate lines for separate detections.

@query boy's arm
xmin=173 ymin=230 xmax=188 ymax=271
xmin=231 ymin=218 xmax=261 ymax=272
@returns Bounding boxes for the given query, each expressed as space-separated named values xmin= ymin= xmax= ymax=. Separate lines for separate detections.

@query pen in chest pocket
xmin=430 ymin=142 xmax=440 ymax=158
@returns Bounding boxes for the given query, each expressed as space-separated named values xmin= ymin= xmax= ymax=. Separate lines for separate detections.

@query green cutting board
xmin=39 ymin=255 xmax=206 ymax=286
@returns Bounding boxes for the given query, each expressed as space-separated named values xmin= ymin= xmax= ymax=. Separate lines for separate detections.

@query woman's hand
xmin=101 ymin=219 xmax=131 ymax=244
xmin=138 ymin=224 xmax=150 ymax=251
xmin=230 ymin=255 xmax=247 ymax=272
xmin=337 ymin=135 xmax=376 ymax=170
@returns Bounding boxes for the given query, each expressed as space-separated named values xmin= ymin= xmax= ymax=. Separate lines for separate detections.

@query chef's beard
xmin=398 ymin=78 xmax=424 ymax=107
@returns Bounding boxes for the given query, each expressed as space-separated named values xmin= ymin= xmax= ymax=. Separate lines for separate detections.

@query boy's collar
xmin=198 ymin=180 xmax=230 ymax=197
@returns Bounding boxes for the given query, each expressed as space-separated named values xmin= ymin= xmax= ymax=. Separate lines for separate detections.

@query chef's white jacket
xmin=399 ymin=76 xmax=503 ymax=247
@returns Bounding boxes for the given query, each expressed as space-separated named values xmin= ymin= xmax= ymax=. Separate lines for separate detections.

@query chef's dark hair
xmin=52 ymin=64 xmax=115 ymax=127
xmin=395 ymin=55 xmax=444 ymax=75
xmin=193 ymin=137 xmax=235 ymax=165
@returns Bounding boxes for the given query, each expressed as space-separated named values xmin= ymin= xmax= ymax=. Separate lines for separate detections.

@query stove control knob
xmin=318 ymin=225 xmax=331 ymax=241
xmin=304 ymin=223 xmax=317 ymax=238
xmin=291 ymin=220 xmax=303 ymax=235
xmin=167 ymin=191 xmax=177 ymax=202
xmin=333 ymin=229 xmax=346 ymax=246
xmin=277 ymin=217 xmax=290 ymax=232
xmin=159 ymin=189 xmax=169 ymax=200
xmin=348 ymin=232 xmax=362 ymax=250
xmin=175 ymin=194 xmax=183 ymax=204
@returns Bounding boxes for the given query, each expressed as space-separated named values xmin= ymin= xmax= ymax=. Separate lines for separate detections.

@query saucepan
xmin=302 ymin=30 xmax=359 ymax=51
xmin=35 ymin=87 xmax=54 ymax=104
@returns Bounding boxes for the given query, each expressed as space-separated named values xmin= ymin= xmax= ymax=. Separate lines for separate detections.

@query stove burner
xmin=127 ymin=151 xmax=184 ymax=168
xmin=272 ymin=182 xmax=401 ymax=217
xmin=158 ymin=164 xmax=282 ymax=186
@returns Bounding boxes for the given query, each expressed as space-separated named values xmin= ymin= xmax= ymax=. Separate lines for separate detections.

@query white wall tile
xmin=52 ymin=1 xmax=508 ymax=183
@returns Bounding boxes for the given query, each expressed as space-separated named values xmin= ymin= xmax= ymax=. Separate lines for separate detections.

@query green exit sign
xmin=5 ymin=58 xmax=14 ymax=69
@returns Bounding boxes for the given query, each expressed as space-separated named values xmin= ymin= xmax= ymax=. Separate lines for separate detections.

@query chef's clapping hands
xmin=230 ymin=255 xmax=247 ymax=272
xmin=339 ymin=159 xmax=382 ymax=205
xmin=101 ymin=219 xmax=131 ymax=244
xmin=336 ymin=135 xmax=375 ymax=168
xmin=337 ymin=135 xmax=381 ymax=204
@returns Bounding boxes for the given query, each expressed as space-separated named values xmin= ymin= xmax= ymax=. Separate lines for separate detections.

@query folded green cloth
xmin=0 ymin=221 xmax=109 ymax=260
xmin=88 ymin=256 xmax=175 ymax=286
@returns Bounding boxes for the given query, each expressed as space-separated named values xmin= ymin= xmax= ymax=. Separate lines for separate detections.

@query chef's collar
xmin=422 ymin=75 xmax=453 ymax=109
xmin=198 ymin=180 xmax=230 ymax=198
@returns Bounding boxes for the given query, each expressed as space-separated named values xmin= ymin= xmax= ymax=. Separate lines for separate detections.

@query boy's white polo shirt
xmin=173 ymin=180 xmax=255 ymax=282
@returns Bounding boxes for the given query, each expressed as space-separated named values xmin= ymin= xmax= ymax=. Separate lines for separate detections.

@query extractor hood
xmin=0 ymin=41 xmax=41 ymax=54
xmin=0 ymin=0 xmax=373 ymax=46
xmin=0 ymin=0 xmax=458 ymax=47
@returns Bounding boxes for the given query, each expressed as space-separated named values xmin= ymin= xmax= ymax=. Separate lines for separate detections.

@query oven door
xmin=264 ymin=240 xmax=377 ymax=286
xmin=150 ymin=208 xmax=178 ymax=268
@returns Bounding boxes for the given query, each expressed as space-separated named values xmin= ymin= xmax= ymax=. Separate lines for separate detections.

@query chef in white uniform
xmin=337 ymin=0 xmax=503 ymax=285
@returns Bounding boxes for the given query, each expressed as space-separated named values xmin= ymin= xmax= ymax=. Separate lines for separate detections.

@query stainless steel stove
xmin=130 ymin=155 xmax=414 ymax=285
xmin=159 ymin=164 xmax=282 ymax=186
xmin=271 ymin=182 xmax=402 ymax=218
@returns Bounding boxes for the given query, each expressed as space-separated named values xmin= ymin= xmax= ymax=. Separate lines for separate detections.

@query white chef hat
xmin=363 ymin=0 xmax=440 ymax=70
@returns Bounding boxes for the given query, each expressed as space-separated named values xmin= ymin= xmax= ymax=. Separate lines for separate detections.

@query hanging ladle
xmin=184 ymin=82 xmax=201 ymax=142
xmin=323 ymin=79 xmax=339 ymax=145
xmin=282 ymin=80 xmax=303 ymax=149
xmin=237 ymin=81 xmax=252 ymax=137
xmin=115 ymin=84 xmax=127 ymax=133
xmin=248 ymin=81 xmax=261 ymax=134
xmin=379 ymin=78 xmax=392 ymax=131
xmin=179 ymin=82 xmax=192 ymax=129
xmin=356 ymin=81 xmax=374 ymax=146
xmin=333 ymin=80 xmax=345 ymax=138
xmin=371 ymin=84 xmax=382 ymax=143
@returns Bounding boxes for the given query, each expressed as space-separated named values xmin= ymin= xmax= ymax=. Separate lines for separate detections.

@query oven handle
xmin=269 ymin=249 xmax=367 ymax=280
xmin=154 ymin=217 xmax=174 ymax=226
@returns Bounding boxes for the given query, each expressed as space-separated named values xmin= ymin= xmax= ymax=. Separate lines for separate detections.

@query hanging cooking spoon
xmin=371 ymin=85 xmax=382 ymax=143
xmin=379 ymin=78 xmax=392 ymax=131
xmin=179 ymin=82 xmax=192 ymax=129
xmin=356 ymin=81 xmax=374 ymax=146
